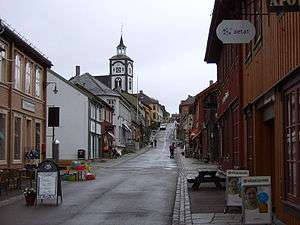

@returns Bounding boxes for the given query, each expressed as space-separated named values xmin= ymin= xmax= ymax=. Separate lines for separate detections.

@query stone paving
xmin=173 ymin=149 xmax=242 ymax=225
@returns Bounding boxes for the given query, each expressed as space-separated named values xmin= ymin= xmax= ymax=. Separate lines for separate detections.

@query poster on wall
xmin=226 ymin=170 xmax=249 ymax=207
xmin=241 ymin=176 xmax=272 ymax=225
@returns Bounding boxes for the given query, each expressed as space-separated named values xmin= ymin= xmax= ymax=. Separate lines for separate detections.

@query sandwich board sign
xmin=216 ymin=20 xmax=256 ymax=44
xmin=226 ymin=170 xmax=249 ymax=207
xmin=241 ymin=176 xmax=272 ymax=225
xmin=36 ymin=159 xmax=62 ymax=205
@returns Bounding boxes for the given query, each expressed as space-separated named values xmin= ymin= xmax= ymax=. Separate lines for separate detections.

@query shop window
xmin=14 ymin=117 xmax=22 ymax=161
xmin=35 ymin=67 xmax=41 ymax=98
xmin=14 ymin=54 xmax=21 ymax=90
xmin=284 ymin=88 xmax=300 ymax=204
xmin=25 ymin=61 xmax=32 ymax=94
xmin=0 ymin=113 xmax=6 ymax=161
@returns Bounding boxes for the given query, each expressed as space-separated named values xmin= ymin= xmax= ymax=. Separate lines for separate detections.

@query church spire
xmin=117 ymin=35 xmax=126 ymax=55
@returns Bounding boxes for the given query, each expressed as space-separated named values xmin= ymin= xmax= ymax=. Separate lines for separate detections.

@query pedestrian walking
xmin=169 ymin=143 xmax=175 ymax=158
xmin=154 ymin=139 xmax=157 ymax=147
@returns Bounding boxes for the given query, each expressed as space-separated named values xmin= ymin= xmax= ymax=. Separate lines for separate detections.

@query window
xmin=253 ymin=0 xmax=262 ymax=47
xmin=14 ymin=54 xmax=21 ymax=89
xmin=243 ymin=0 xmax=252 ymax=62
xmin=14 ymin=116 xmax=22 ymax=161
xmin=35 ymin=122 xmax=41 ymax=156
xmin=25 ymin=62 xmax=32 ymax=94
xmin=90 ymin=104 xmax=96 ymax=120
xmin=128 ymin=67 xmax=132 ymax=74
xmin=35 ymin=67 xmax=41 ymax=98
xmin=129 ymin=78 xmax=132 ymax=90
xmin=284 ymin=87 xmax=300 ymax=203
xmin=115 ymin=78 xmax=122 ymax=89
xmin=0 ymin=42 xmax=6 ymax=82
xmin=0 ymin=113 xmax=6 ymax=162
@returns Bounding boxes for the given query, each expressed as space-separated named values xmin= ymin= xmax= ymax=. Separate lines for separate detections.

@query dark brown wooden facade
xmin=0 ymin=22 xmax=52 ymax=170
xmin=242 ymin=1 xmax=300 ymax=223
xmin=206 ymin=0 xmax=300 ymax=223
xmin=205 ymin=0 xmax=245 ymax=171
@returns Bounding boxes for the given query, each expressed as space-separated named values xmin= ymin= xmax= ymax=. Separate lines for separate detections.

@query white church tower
xmin=109 ymin=36 xmax=134 ymax=93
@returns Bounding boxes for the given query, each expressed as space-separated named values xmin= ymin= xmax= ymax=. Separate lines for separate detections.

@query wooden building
xmin=0 ymin=20 xmax=52 ymax=169
xmin=205 ymin=0 xmax=244 ymax=171
xmin=206 ymin=0 xmax=300 ymax=224
xmin=190 ymin=82 xmax=218 ymax=161
xmin=241 ymin=1 xmax=300 ymax=224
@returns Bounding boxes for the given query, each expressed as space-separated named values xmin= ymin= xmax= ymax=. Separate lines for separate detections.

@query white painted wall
xmin=46 ymin=71 xmax=89 ymax=160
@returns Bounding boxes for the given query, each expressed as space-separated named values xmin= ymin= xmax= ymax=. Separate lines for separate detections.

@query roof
xmin=48 ymin=70 xmax=112 ymax=110
xmin=180 ymin=95 xmax=195 ymax=106
xmin=136 ymin=91 xmax=159 ymax=106
xmin=117 ymin=35 xmax=126 ymax=48
xmin=110 ymin=54 xmax=133 ymax=61
xmin=195 ymin=82 xmax=219 ymax=100
xmin=94 ymin=75 xmax=110 ymax=88
xmin=69 ymin=73 xmax=120 ymax=97
xmin=1 ymin=19 xmax=52 ymax=67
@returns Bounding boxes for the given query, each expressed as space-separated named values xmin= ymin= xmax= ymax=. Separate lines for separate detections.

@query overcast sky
xmin=0 ymin=0 xmax=216 ymax=114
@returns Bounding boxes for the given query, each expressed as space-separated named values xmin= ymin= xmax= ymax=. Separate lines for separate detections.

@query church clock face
xmin=116 ymin=67 xmax=121 ymax=73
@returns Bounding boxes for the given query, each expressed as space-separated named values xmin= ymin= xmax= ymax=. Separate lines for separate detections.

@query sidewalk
xmin=173 ymin=148 xmax=241 ymax=225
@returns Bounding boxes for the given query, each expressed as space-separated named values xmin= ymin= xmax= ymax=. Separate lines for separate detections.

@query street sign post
xmin=216 ymin=20 xmax=256 ymax=44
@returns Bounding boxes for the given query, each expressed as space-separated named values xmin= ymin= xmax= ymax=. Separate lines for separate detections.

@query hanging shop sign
xmin=226 ymin=170 xmax=249 ymax=207
xmin=216 ymin=20 xmax=256 ymax=44
xmin=269 ymin=0 xmax=300 ymax=12
xmin=241 ymin=176 xmax=272 ymax=225
xmin=36 ymin=159 xmax=62 ymax=205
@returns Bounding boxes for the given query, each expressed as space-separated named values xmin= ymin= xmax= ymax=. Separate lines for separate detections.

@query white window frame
xmin=25 ymin=61 xmax=32 ymax=94
xmin=35 ymin=67 xmax=42 ymax=98
xmin=14 ymin=54 xmax=21 ymax=90
xmin=0 ymin=109 xmax=8 ymax=165
xmin=13 ymin=114 xmax=22 ymax=163
xmin=0 ymin=42 xmax=7 ymax=83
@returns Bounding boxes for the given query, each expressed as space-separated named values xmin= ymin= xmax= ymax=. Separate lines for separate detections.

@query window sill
xmin=282 ymin=200 xmax=300 ymax=219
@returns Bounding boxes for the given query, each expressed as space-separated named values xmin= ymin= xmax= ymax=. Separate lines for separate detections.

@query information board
xmin=226 ymin=170 xmax=249 ymax=207
xmin=241 ymin=176 xmax=272 ymax=225
xmin=37 ymin=172 xmax=57 ymax=200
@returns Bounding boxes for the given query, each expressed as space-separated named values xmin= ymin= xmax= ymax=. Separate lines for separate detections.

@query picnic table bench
xmin=187 ymin=168 xmax=226 ymax=190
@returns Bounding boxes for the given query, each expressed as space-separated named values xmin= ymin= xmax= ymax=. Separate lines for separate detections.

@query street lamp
xmin=45 ymin=81 xmax=58 ymax=94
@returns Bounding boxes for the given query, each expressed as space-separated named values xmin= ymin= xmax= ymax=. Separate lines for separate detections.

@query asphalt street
xmin=0 ymin=124 xmax=178 ymax=225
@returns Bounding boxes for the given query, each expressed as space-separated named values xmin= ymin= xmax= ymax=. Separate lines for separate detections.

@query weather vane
xmin=121 ymin=23 xmax=124 ymax=36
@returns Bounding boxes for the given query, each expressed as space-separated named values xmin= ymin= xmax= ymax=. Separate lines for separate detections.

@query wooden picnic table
xmin=188 ymin=168 xmax=226 ymax=190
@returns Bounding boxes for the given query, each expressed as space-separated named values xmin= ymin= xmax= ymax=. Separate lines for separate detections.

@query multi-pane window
xmin=284 ymin=87 xmax=300 ymax=204
xmin=14 ymin=54 xmax=21 ymax=89
xmin=35 ymin=67 xmax=41 ymax=98
xmin=14 ymin=117 xmax=22 ymax=160
xmin=0 ymin=113 xmax=6 ymax=161
xmin=25 ymin=62 xmax=32 ymax=94
xmin=0 ymin=42 xmax=6 ymax=82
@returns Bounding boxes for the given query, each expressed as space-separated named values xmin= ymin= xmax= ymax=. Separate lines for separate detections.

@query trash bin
xmin=78 ymin=149 xmax=85 ymax=160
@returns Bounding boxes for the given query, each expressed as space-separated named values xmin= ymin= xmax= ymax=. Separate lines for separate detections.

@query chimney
xmin=209 ymin=80 xmax=214 ymax=86
xmin=75 ymin=65 xmax=80 ymax=76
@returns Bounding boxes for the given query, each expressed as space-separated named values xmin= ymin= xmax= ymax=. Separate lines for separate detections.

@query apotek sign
xmin=269 ymin=0 xmax=300 ymax=11
xmin=216 ymin=20 xmax=256 ymax=44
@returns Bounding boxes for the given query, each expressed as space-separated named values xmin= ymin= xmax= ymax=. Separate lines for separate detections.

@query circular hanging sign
xmin=216 ymin=20 xmax=256 ymax=44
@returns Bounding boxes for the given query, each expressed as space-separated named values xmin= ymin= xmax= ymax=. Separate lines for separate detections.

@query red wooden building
xmin=205 ymin=0 xmax=244 ymax=171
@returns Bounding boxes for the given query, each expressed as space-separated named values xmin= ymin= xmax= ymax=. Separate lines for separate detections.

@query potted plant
xmin=23 ymin=187 xmax=36 ymax=206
